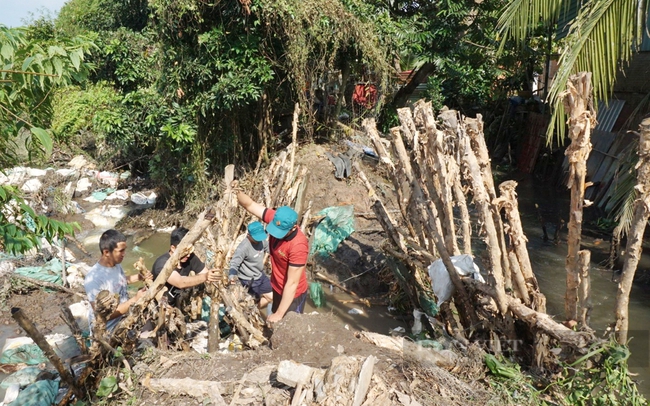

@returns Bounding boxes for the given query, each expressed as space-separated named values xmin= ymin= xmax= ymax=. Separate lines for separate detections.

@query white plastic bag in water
xmin=427 ymin=254 xmax=485 ymax=305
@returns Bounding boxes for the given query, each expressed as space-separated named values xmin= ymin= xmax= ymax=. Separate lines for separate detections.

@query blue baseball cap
xmin=266 ymin=206 xmax=298 ymax=239
xmin=247 ymin=221 xmax=267 ymax=242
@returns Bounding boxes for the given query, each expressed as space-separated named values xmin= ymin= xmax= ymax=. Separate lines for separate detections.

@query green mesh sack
xmin=309 ymin=282 xmax=326 ymax=307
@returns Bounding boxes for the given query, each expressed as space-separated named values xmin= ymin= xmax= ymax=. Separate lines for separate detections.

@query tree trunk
xmin=465 ymin=115 xmax=511 ymax=290
xmin=497 ymin=180 xmax=543 ymax=307
xmin=390 ymin=62 xmax=435 ymax=108
xmin=460 ymin=135 xmax=508 ymax=314
xmin=615 ymin=117 xmax=650 ymax=344
xmin=563 ymin=72 xmax=595 ymax=322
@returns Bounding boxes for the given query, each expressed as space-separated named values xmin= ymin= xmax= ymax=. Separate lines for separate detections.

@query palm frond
xmin=496 ymin=0 xmax=566 ymax=53
xmin=547 ymin=0 xmax=647 ymax=143
xmin=606 ymin=142 xmax=639 ymax=230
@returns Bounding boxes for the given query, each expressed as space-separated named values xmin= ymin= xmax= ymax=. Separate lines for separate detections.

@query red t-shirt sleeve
xmin=262 ymin=208 xmax=275 ymax=224
xmin=288 ymin=237 xmax=309 ymax=267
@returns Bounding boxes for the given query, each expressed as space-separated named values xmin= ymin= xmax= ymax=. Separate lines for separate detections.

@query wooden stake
xmin=12 ymin=308 xmax=80 ymax=397
xmin=562 ymin=72 xmax=594 ymax=322
xmin=615 ymin=117 xmax=650 ymax=344
xmin=578 ymin=249 xmax=591 ymax=329
xmin=460 ymin=135 xmax=508 ymax=314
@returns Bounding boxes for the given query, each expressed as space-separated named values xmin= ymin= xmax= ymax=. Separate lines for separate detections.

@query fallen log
xmin=463 ymin=279 xmax=594 ymax=350
xmin=10 ymin=274 xmax=86 ymax=299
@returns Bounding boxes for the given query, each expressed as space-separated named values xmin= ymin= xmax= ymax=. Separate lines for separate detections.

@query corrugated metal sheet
xmin=595 ymin=100 xmax=625 ymax=132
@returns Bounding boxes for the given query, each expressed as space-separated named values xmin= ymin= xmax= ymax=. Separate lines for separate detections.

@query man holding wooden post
xmin=84 ymin=229 xmax=152 ymax=332
xmin=152 ymin=226 xmax=220 ymax=307
xmin=232 ymin=182 xmax=309 ymax=323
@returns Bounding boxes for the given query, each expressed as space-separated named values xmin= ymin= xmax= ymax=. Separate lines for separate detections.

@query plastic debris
xmin=310 ymin=205 xmax=355 ymax=256
xmin=416 ymin=340 xmax=444 ymax=351
xmin=0 ymin=338 xmax=47 ymax=365
xmin=105 ymin=189 xmax=129 ymax=200
xmin=348 ymin=308 xmax=364 ymax=315
xmin=389 ymin=326 xmax=406 ymax=336
xmin=55 ymin=168 xmax=76 ymax=178
xmin=75 ymin=178 xmax=92 ymax=196
xmin=21 ymin=178 xmax=42 ymax=193
xmin=12 ymin=379 xmax=59 ymax=406
xmin=96 ymin=171 xmax=119 ymax=187
xmin=83 ymin=205 xmax=130 ymax=228
xmin=3 ymin=383 xmax=20 ymax=403
xmin=14 ymin=258 xmax=69 ymax=285
xmin=412 ymin=309 xmax=424 ymax=335
xmin=131 ymin=191 xmax=157 ymax=205
xmin=428 ymin=254 xmax=485 ymax=306
xmin=68 ymin=155 xmax=94 ymax=170
xmin=1 ymin=367 xmax=44 ymax=388
xmin=308 ymin=282 xmax=326 ymax=308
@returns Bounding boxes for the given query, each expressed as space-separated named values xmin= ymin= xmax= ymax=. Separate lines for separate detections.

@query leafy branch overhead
xmin=497 ymin=0 xmax=649 ymax=142
xmin=0 ymin=25 xmax=91 ymax=254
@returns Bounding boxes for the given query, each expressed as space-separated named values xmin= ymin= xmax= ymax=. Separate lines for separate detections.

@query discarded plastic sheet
xmin=0 ymin=340 xmax=47 ymax=365
xmin=96 ymin=171 xmax=119 ymax=187
xmin=105 ymin=189 xmax=129 ymax=200
xmin=416 ymin=340 xmax=444 ymax=351
xmin=428 ymin=254 xmax=485 ymax=306
xmin=309 ymin=205 xmax=355 ymax=256
xmin=85 ymin=188 xmax=116 ymax=203
xmin=14 ymin=258 xmax=69 ymax=285
xmin=1 ymin=366 xmax=44 ymax=388
xmin=21 ymin=178 xmax=42 ymax=193
xmin=412 ymin=309 xmax=424 ymax=335
xmin=3 ymin=383 xmax=20 ymax=403
xmin=11 ymin=379 xmax=59 ymax=406
xmin=131 ymin=191 xmax=157 ymax=205
xmin=308 ymin=282 xmax=326 ymax=308
xmin=348 ymin=308 xmax=364 ymax=315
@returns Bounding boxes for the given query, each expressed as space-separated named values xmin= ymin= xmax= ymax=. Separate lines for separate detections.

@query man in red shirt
xmin=233 ymin=185 xmax=309 ymax=323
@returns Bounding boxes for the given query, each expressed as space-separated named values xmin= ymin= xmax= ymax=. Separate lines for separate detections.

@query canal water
xmin=513 ymin=174 xmax=650 ymax=395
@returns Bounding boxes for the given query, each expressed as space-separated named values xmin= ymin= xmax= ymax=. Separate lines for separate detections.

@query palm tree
xmin=498 ymin=0 xmax=647 ymax=142
xmin=497 ymin=0 xmax=649 ymax=344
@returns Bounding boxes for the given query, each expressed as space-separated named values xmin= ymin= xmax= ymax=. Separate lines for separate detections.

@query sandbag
xmin=427 ymin=254 xmax=485 ymax=305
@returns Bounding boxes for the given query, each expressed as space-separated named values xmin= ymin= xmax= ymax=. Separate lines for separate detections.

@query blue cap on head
xmin=266 ymin=206 xmax=298 ymax=239
xmin=247 ymin=221 xmax=267 ymax=242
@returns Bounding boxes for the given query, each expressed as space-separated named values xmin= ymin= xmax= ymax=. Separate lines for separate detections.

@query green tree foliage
xmin=0 ymin=25 xmax=92 ymax=254
xmin=57 ymin=0 xmax=148 ymax=35
xmin=0 ymin=24 xmax=95 ymax=162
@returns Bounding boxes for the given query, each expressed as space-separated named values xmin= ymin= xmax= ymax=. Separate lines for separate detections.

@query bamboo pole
xmin=12 ymin=308 xmax=80 ymax=397
xmin=615 ymin=117 xmax=650 ymax=344
xmin=562 ymin=72 xmax=594 ymax=322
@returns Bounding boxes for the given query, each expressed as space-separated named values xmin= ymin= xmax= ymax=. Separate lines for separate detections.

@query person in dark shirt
xmin=152 ymin=227 xmax=218 ymax=306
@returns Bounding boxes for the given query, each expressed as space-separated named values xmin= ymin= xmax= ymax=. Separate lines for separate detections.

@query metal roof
xmin=594 ymin=100 xmax=625 ymax=132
